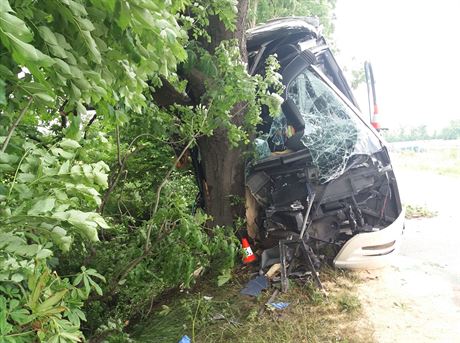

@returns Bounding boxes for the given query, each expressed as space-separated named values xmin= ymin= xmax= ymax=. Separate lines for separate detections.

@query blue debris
xmin=178 ymin=335 xmax=191 ymax=343
xmin=240 ymin=275 xmax=269 ymax=297
xmin=268 ymin=302 xmax=290 ymax=310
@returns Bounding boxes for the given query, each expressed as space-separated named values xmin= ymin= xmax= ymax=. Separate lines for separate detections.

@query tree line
xmin=383 ymin=120 xmax=460 ymax=142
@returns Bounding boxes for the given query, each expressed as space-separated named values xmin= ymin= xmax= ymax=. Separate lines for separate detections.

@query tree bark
xmin=198 ymin=0 xmax=249 ymax=227
xmin=198 ymin=128 xmax=246 ymax=226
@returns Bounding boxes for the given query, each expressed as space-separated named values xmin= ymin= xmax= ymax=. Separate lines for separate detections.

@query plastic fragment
xmin=268 ymin=302 xmax=290 ymax=310
xmin=178 ymin=335 xmax=191 ymax=343
xmin=240 ymin=275 xmax=269 ymax=296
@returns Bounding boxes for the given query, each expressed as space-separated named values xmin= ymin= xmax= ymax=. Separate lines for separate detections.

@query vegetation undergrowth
xmin=0 ymin=0 xmax=336 ymax=341
xmin=392 ymin=149 xmax=460 ymax=177
xmin=404 ymin=204 xmax=438 ymax=219
xmin=133 ymin=267 xmax=374 ymax=343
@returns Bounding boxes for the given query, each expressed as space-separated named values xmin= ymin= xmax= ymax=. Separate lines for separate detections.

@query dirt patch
xmin=355 ymin=166 xmax=460 ymax=343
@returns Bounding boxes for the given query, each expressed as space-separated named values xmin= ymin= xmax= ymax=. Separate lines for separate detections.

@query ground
xmin=132 ymin=146 xmax=460 ymax=342
xmin=132 ymin=267 xmax=374 ymax=342
xmin=356 ymin=149 xmax=460 ymax=342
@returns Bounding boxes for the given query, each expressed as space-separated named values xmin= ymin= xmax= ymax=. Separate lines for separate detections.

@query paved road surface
xmin=357 ymin=170 xmax=460 ymax=343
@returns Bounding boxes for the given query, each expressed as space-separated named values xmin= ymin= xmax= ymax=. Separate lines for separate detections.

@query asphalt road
xmin=356 ymin=170 xmax=460 ymax=343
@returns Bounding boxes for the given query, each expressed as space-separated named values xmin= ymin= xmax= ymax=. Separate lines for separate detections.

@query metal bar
xmin=279 ymin=240 xmax=289 ymax=292
xmin=300 ymin=240 xmax=324 ymax=291
xmin=299 ymin=192 xmax=316 ymax=240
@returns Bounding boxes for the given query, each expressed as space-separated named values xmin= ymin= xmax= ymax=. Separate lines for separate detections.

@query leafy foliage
xmin=0 ymin=0 xmax=329 ymax=340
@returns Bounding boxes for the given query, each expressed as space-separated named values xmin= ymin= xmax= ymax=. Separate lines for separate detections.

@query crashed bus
xmin=242 ymin=17 xmax=404 ymax=270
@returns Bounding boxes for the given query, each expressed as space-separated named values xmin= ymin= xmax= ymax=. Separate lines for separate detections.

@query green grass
xmin=131 ymin=268 xmax=374 ymax=343
xmin=392 ymin=148 xmax=460 ymax=177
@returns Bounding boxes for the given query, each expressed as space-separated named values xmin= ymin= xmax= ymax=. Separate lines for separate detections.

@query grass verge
xmin=392 ymin=148 xmax=460 ymax=177
xmin=405 ymin=204 xmax=438 ymax=219
xmin=131 ymin=267 xmax=374 ymax=343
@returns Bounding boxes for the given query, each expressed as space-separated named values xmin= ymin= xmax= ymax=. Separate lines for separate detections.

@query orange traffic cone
xmin=371 ymin=104 xmax=381 ymax=130
xmin=242 ymin=238 xmax=256 ymax=264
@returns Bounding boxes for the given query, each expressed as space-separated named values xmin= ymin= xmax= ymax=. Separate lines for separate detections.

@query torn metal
xmin=245 ymin=17 xmax=404 ymax=272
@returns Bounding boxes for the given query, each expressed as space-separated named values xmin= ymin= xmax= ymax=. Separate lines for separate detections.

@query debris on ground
xmin=268 ymin=302 xmax=290 ymax=310
xmin=240 ymin=275 xmax=269 ymax=297
xmin=178 ymin=335 xmax=191 ymax=343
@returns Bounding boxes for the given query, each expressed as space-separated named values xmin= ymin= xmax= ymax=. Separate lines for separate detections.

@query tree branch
xmin=83 ymin=113 xmax=97 ymax=139
xmin=150 ymin=77 xmax=191 ymax=107
xmin=1 ymin=98 xmax=33 ymax=153
xmin=98 ymin=134 xmax=155 ymax=214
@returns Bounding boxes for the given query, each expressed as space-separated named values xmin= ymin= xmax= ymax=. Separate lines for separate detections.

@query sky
xmin=333 ymin=0 xmax=460 ymax=131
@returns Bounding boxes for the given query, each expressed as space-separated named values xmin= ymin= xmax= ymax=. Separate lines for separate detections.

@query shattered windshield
xmin=264 ymin=67 xmax=381 ymax=183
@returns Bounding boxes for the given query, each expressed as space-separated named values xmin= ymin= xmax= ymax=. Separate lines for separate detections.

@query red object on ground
xmin=241 ymin=238 xmax=256 ymax=264
xmin=371 ymin=104 xmax=381 ymax=130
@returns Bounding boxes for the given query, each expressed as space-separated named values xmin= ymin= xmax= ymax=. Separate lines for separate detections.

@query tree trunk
xmin=198 ymin=129 xmax=246 ymax=226
xmin=198 ymin=0 xmax=249 ymax=227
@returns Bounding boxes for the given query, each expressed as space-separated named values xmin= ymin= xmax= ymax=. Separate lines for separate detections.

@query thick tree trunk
xmin=198 ymin=129 xmax=246 ymax=226
xmin=198 ymin=0 xmax=249 ymax=227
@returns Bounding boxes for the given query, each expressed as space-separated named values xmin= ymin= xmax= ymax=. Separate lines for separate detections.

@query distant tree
xmin=383 ymin=121 xmax=460 ymax=142
xmin=351 ymin=68 xmax=365 ymax=90
xmin=437 ymin=120 xmax=460 ymax=140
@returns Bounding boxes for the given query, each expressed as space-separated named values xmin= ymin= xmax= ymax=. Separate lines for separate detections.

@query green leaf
xmin=76 ymin=101 xmax=87 ymax=116
xmin=0 ymin=296 xmax=13 ymax=335
xmin=90 ymin=213 xmax=109 ymax=229
xmin=27 ymin=197 xmax=56 ymax=215
xmin=20 ymin=82 xmax=49 ymax=94
xmin=33 ymin=92 xmax=54 ymax=102
xmin=55 ymin=33 xmax=72 ymax=50
xmin=4 ymin=32 xmax=53 ymax=65
xmin=78 ymin=17 xmax=95 ymax=31
xmin=67 ymin=0 xmax=87 ymax=16
xmin=0 ymin=152 xmax=18 ymax=164
xmin=51 ymin=147 xmax=74 ymax=159
xmin=58 ymin=160 xmax=70 ymax=175
xmin=37 ymin=26 xmax=58 ymax=45
xmin=53 ymin=59 xmax=72 ymax=77
xmin=0 ymin=64 xmax=14 ymax=78
xmin=81 ymin=30 xmax=101 ymax=64
xmin=36 ymin=248 xmax=52 ymax=259
xmin=60 ymin=330 xmax=83 ymax=342
xmin=89 ymin=278 xmax=103 ymax=295
xmin=36 ymin=289 xmax=67 ymax=313
xmin=70 ymin=82 xmax=81 ymax=98
xmin=10 ymin=308 xmax=32 ymax=325
xmin=66 ymin=113 xmax=81 ymax=138
xmin=0 ymin=164 xmax=14 ymax=172
xmin=117 ymin=1 xmax=130 ymax=29
xmin=0 ymin=1 xmax=13 ymax=12
xmin=0 ymin=12 xmax=33 ymax=42
xmin=93 ymin=171 xmax=108 ymax=188
xmin=217 ymin=270 xmax=232 ymax=286
xmin=60 ymin=139 xmax=81 ymax=150
xmin=85 ymin=268 xmax=106 ymax=282
xmin=55 ymin=210 xmax=100 ymax=241
xmin=101 ymin=0 xmax=116 ymax=12
xmin=11 ymin=274 xmax=23 ymax=282
xmin=50 ymin=44 xmax=67 ymax=59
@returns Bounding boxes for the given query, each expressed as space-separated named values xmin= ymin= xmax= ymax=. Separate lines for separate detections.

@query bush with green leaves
xmin=0 ymin=0 xmax=330 ymax=340
xmin=0 ymin=135 xmax=109 ymax=341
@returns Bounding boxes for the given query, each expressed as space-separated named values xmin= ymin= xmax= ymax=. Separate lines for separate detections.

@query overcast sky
xmin=334 ymin=0 xmax=460 ymax=130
